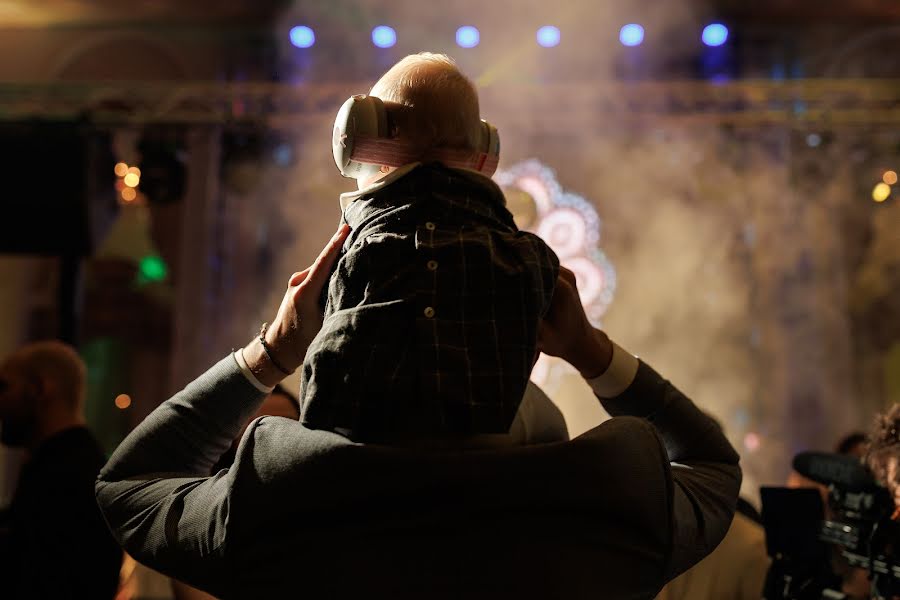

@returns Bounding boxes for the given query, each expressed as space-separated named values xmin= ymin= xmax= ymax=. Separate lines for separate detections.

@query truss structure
xmin=1 ymin=79 xmax=899 ymax=127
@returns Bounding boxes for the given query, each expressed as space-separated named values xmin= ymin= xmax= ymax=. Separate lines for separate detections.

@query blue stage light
xmin=702 ymin=23 xmax=729 ymax=47
xmin=536 ymin=26 xmax=560 ymax=48
xmin=456 ymin=26 xmax=480 ymax=48
xmin=289 ymin=26 xmax=315 ymax=49
xmin=372 ymin=25 xmax=397 ymax=49
xmin=619 ymin=24 xmax=644 ymax=47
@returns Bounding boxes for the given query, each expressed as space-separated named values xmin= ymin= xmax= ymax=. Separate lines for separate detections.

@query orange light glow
xmin=883 ymin=170 xmax=898 ymax=185
xmin=114 ymin=394 xmax=132 ymax=409
xmin=121 ymin=188 xmax=137 ymax=202
xmin=114 ymin=162 xmax=129 ymax=177
xmin=127 ymin=166 xmax=141 ymax=177
xmin=123 ymin=173 xmax=140 ymax=188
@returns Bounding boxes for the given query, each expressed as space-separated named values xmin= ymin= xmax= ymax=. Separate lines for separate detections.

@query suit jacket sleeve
xmin=95 ymin=355 xmax=268 ymax=594
xmin=598 ymin=360 xmax=742 ymax=582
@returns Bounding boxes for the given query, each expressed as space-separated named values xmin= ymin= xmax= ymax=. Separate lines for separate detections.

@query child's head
xmin=370 ymin=53 xmax=483 ymax=154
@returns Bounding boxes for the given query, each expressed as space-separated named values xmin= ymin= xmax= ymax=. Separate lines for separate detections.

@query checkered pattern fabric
xmin=299 ymin=163 xmax=559 ymax=441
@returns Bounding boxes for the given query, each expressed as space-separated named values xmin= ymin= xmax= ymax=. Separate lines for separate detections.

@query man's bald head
xmin=370 ymin=52 xmax=483 ymax=154
xmin=0 ymin=341 xmax=87 ymax=448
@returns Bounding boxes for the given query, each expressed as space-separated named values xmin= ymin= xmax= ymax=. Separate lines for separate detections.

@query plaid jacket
xmin=299 ymin=163 xmax=559 ymax=441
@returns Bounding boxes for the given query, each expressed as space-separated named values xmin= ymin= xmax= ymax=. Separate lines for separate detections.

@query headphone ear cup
xmin=333 ymin=95 xmax=389 ymax=180
xmin=481 ymin=120 xmax=500 ymax=157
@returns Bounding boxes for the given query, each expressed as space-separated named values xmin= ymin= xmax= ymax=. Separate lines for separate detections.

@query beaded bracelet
xmin=258 ymin=322 xmax=293 ymax=376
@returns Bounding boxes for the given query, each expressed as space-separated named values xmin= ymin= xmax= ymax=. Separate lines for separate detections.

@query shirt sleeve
xmin=588 ymin=342 xmax=742 ymax=582
xmin=233 ymin=348 xmax=275 ymax=393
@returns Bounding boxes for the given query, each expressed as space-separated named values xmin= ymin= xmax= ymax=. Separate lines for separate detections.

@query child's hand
xmin=537 ymin=266 xmax=613 ymax=379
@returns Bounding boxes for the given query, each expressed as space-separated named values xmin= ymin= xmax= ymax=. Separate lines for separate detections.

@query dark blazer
xmin=96 ymin=355 xmax=740 ymax=599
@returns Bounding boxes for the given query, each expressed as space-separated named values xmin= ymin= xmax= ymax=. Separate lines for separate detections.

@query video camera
xmin=761 ymin=452 xmax=899 ymax=600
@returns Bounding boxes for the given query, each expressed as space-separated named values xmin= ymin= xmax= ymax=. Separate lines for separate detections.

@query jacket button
xmin=427 ymin=260 xmax=438 ymax=271
xmin=423 ymin=307 xmax=435 ymax=318
xmin=425 ymin=222 xmax=436 ymax=231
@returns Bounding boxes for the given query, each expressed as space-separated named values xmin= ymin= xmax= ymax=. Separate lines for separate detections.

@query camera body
xmin=761 ymin=453 xmax=899 ymax=600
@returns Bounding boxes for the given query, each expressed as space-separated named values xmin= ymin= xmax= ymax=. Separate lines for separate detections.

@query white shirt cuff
xmin=233 ymin=349 xmax=275 ymax=394
xmin=585 ymin=341 xmax=639 ymax=399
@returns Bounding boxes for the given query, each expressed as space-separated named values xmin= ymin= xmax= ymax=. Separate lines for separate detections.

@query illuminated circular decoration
xmin=536 ymin=208 xmax=587 ymax=259
xmin=495 ymin=159 xmax=616 ymax=327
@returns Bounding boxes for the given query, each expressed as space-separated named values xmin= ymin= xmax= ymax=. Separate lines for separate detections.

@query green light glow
xmin=138 ymin=255 xmax=168 ymax=283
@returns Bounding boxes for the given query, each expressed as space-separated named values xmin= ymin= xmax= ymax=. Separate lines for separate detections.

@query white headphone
xmin=332 ymin=94 xmax=501 ymax=181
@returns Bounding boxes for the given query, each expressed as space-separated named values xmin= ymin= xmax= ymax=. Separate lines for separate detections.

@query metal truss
xmin=1 ymin=79 xmax=899 ymax=127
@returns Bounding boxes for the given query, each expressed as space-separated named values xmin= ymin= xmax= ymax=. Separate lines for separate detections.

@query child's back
xmin=299 ymin=53 xmax=559 ymax=442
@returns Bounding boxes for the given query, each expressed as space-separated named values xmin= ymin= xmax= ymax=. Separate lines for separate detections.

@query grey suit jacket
xmin=96 ymin=356 xmax=740 ymax=599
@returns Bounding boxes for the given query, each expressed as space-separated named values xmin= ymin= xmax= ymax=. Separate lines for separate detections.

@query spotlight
xmin=289 ymin=25 xmax=315 ymax=49
xmin=456 ymin=26 xmax=480 ymax=48
xmin=372 ymin=25 xmax=397 ymax=49
xmin=536 ymin=25 xmax=560 ymax=48
xmin=702 ymin=23 xmax=729 ymax=47
xmin=619 ymin=24 xmax=644 ymax=47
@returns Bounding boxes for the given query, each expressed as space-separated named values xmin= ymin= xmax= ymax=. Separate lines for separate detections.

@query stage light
xmin=114 ymin=162 xmax=128 ymax=177
xmin=139 ymin=255 xmax=168 ymax=282
xmin=289 ymin=25 xmax=315 ymax=49
xmin=872 ymin=182 xmax=891 ymax=202
xmin=121 ymin=188 xmax=137 ymax=202
xmin=883 ymin=170 xmax=898 ymax=185
xmin=114 ymin=394 xmax=132 ymax=409
xmin=372 ymin=25 xmax=397 ymax=48
xmin=806 ymin=133 xmax=822 ymax=148
xmin=619 ymin=24 xmax=644 ymax=47
xmin=123 ymin=173 xmax=140 ymax=188
xmin=702 ymin=23 xmax=729 ymax=47
xmin=456 ymin=26 xmax=480 ymax=48
xmin=536 ymin=26 xmax=560 ymax=48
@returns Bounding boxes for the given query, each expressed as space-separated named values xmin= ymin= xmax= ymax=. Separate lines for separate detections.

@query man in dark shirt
xmin=0 ymin=341 xmax=121 ymax=599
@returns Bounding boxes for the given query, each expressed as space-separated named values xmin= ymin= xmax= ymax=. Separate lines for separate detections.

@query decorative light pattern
xmin=496 ymin=161 xmax=616 ymax=387
xmin=495 ymin=159 xmax=616 ymax=326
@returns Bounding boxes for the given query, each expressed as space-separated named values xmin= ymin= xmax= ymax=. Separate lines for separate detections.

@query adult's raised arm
xmin=538 ymin=267 xmax=742 ymax=583
xmin=95 ymin=224 xmax=350 ymax=593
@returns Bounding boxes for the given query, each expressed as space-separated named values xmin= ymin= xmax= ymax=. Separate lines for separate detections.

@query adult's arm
xmin=591 ymin=343 xmax=741 ymax=581
xmin=96 ymin=224 xmax=351 ymax=592
xmin=538 ymin=267 xmax=741 ymax=583
xmin=95 ymin=353 xmax=268 ymax=591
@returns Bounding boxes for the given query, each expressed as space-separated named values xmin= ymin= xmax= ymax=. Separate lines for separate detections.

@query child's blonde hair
xmin=370 ymin=52 xmax=483 ymax=153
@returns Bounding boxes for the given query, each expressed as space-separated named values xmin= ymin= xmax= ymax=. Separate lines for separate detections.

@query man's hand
xmin=244 ymin=223 xmax=351 ymax=387
xmin=537 ymin=266 xmax=613 ymax=379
